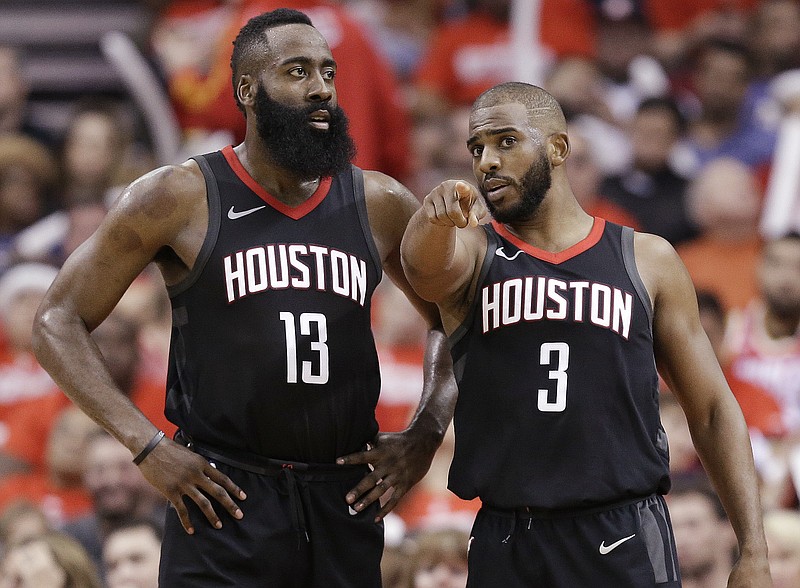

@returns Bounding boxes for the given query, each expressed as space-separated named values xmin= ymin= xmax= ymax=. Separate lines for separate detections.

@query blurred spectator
xmin=678 ymin=38 xmax=776 ymax=176
xmin=0 ymin=45 xmax=55 ymax=146
xmin=0 ymin=263 xmax=60 ymax=473
xmin=594 ymin=3 xmax=670 ymax=124
xmin=407 ymin=106 xmax=473 ymax=201
xmin=373 ymin=279 xmax=427 ymax=433
xmin=57 ymin=99 xmax=142 ymax=209
xmin=0 ymin=407 xmax=98 ymax=527
xmin=0 ymin=531 xmax=101 ymax=588
xmin=0 ymin=501 xmax=50 ymax=551
xmin=599 ymin=97 xmax=697 ymax=245
xmin=696 ymin=289 xmax=786 ymax=438
xmin=102 ymin=518 xmax=162 ymax=588
xmin=63 ymin=431 xmax=166 ymax=578
xmin=645 ymin=0 xmax=759 ymax=74
xmin=676 ymin=157 xmax=762 ymax=311
xmin=745 ymin=0 xmax=800 ymax=130
xmin=763 ymin=508 xmax=800 ymax=588
xmin=403 ymin=527 xmax=469 ymax=588
xmin=0 ymin=310 xmax=176 ymax=473
xmin=0 ymin=135 xmax=57 ymax=266
xmin=412 ymin=0 xmax=596 ymax=119
xmin=666 ymin=472 xmax=736 ymax=588
xmin=545 ymin=57 xmax=632 ymax=175
xmin=725 ymin=231 xmax=800 ymax=432
xmin=381 ymin=542 xmax=412 ymax=588
xmin=566 ymin=127 xmax=642 ymax=229
xmin=659 ymin=390 xmax=702 ymax=475
xmin=150 ymin=0 xmax=412 ymax=180
xmin=749 ymin=0 xmax=800 ymax=81
xmin=10 ymin=202 xmax=108 ymax=270
xmin=346 ymin=0 xmax=437 ymax=81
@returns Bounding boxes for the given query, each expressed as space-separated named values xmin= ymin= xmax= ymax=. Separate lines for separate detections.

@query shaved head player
xmin=401 ymin=82 xmax=771 ymax=587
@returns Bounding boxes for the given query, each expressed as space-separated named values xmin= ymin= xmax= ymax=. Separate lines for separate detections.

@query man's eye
xmin=323 ymin=70 xmax=336 ymax=80
xmin=290 ymin=67 xmax=306 ymax=77
xmin=470 ymin=146 xmax=483 ymax=157
xmin=501 ymin=137 xmax=516 ymax=147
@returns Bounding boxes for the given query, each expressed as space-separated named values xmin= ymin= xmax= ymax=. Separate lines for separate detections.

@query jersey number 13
xmin=280 ymin=312 xmax=329 ymax=384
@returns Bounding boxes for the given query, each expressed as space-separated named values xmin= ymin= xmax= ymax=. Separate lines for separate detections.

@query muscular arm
xmin=337 ymin=171 xmax=459 ymax=519
xmin=400 ymin=180 xmax=487 ymax=331
xmin=32 ymin=162 xmax=245 ymax=533
xmin=636 ymin=233 xmax=771 ymax=586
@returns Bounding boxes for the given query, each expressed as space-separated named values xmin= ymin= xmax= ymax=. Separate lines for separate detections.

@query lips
xmin=483 ymin=177 xmax=512 ymax=199
xmin=308 ymin=109 xmax=330 ymax=130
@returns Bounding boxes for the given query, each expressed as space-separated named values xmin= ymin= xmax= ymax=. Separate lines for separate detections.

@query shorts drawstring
xmin=279 ymin=466 xmax=311 ymax=549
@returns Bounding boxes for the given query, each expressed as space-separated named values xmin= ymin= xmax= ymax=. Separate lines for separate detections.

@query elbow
xmin=30 ymin=307 xmax=51 ymax=362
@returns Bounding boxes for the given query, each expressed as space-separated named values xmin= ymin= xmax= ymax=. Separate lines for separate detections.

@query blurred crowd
xmin=1 ymin=0 xmax=800 ymax=586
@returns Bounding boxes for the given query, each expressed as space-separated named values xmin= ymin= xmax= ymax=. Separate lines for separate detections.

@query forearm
xmin=689 ymin=395 xmax=768 ymax=555
xmin=32 ymin=306 xmax=158 ymax=455
xmin=400 ymin=210 xmax=460 ymax=294
xmin=405 ymin=327 xmax=458 ymax=446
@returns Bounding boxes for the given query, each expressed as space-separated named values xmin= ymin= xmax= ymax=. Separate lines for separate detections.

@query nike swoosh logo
xmin=228 ymin=205 xmax=266 ymax=220
xmin=599 ymin=534 xmax=636 ymax=555
xmin=496 ymin=247 xmax=523 ymax=260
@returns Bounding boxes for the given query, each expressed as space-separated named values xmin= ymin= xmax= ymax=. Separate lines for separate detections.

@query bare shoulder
xmin=113 ymin=159 xmax=205 ymax=223
xmin=632 ymin=230 xmax=694 ymax=307
xmin=362 ymin=170 xmax=420 ymax=261
xmin=362 ymin=170 xmax=419 ymax=216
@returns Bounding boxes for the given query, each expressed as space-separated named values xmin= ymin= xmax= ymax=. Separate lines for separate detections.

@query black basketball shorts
xmin=466 ymin=494 xmax=681 ymax=587
xmin=158 ymin=457 xmax=384 ymax=587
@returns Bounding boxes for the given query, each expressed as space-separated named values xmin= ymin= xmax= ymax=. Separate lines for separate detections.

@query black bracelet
xmin=132 ymin=430 xmax=165 ymax=465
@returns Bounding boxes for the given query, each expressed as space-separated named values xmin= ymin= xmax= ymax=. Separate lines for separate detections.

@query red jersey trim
xmin=221 ymin=145 xmax=332 ymax=220
xmin=492 ymin=217 xmax=606 ymax=264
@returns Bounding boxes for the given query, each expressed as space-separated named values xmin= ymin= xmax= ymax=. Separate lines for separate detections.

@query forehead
xmin=468 ymin=102 xmax=532 ymax=140
xmin=263 ymin=23 xmax=333 ymax=65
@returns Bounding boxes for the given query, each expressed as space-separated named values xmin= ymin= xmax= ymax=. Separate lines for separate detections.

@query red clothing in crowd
xmin=3 ymin=375 xmax=176 ymax=471
xmin=414 ymin=0 xmax=596 ymax=107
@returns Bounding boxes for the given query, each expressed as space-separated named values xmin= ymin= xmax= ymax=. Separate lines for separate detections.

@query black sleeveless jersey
xmin=164 ymin=147 xmax=383 ymax=463
xmin=448 ymin=218 xmax=670 ymax=509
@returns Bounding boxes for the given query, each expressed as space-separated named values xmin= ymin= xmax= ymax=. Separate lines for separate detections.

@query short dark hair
xmin=474 ymin=82 xmax=567 ymax=132
xmin=105 ymin=517 xmax=164 ymax=544
xmin=636 ymin=96 xmax=687 ymax=134
xmin=691 ymin=37 xmax=755 ymax=76
xmin=230 ymin=8 xmax=314 ymax=112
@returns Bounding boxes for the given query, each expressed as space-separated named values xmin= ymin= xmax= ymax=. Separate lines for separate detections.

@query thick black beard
xmin=253 ymin=86 xmax=356 ymax=180
xmin=481 ymin=151 xmax=552 ymax=223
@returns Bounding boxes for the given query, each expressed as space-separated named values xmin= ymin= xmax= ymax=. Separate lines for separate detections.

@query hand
xmin=136 ymin=437 xmax=246 ymax=534
xmin=422 ymin=180 xmax=487 ymax=229
xmin=336 ymin=427 xmax=442 ymax=522
xmin=727 ymin=551 xmax=773 ymax=587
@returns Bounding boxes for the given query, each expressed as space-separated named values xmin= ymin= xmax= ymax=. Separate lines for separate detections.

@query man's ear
xmin=237 ymin=74 xmax=255 ymax=108
xmin=548 ymin=132 xmax=570 ymax=167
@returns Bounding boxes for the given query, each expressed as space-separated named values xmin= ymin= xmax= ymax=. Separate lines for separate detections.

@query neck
xmin=503 ymin=189 xmax=595 ymax=253
xmin=234 ymin=141 xmax=320 ymax=206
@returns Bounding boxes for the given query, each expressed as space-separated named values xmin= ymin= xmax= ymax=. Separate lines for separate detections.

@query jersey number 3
xmin=539 ymin=342 xmax=569 ymax=412
xmin=280 ymin=312 xmax=329 ymax=384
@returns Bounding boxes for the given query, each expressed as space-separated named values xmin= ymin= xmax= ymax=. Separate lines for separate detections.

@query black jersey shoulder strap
xmin=167 ymin=152 xmax=222 ymax=298
xmin=349 ymin=165 xmax=383 ymax=282
xmin=620 ymin=225 xmax=653 ymax=328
